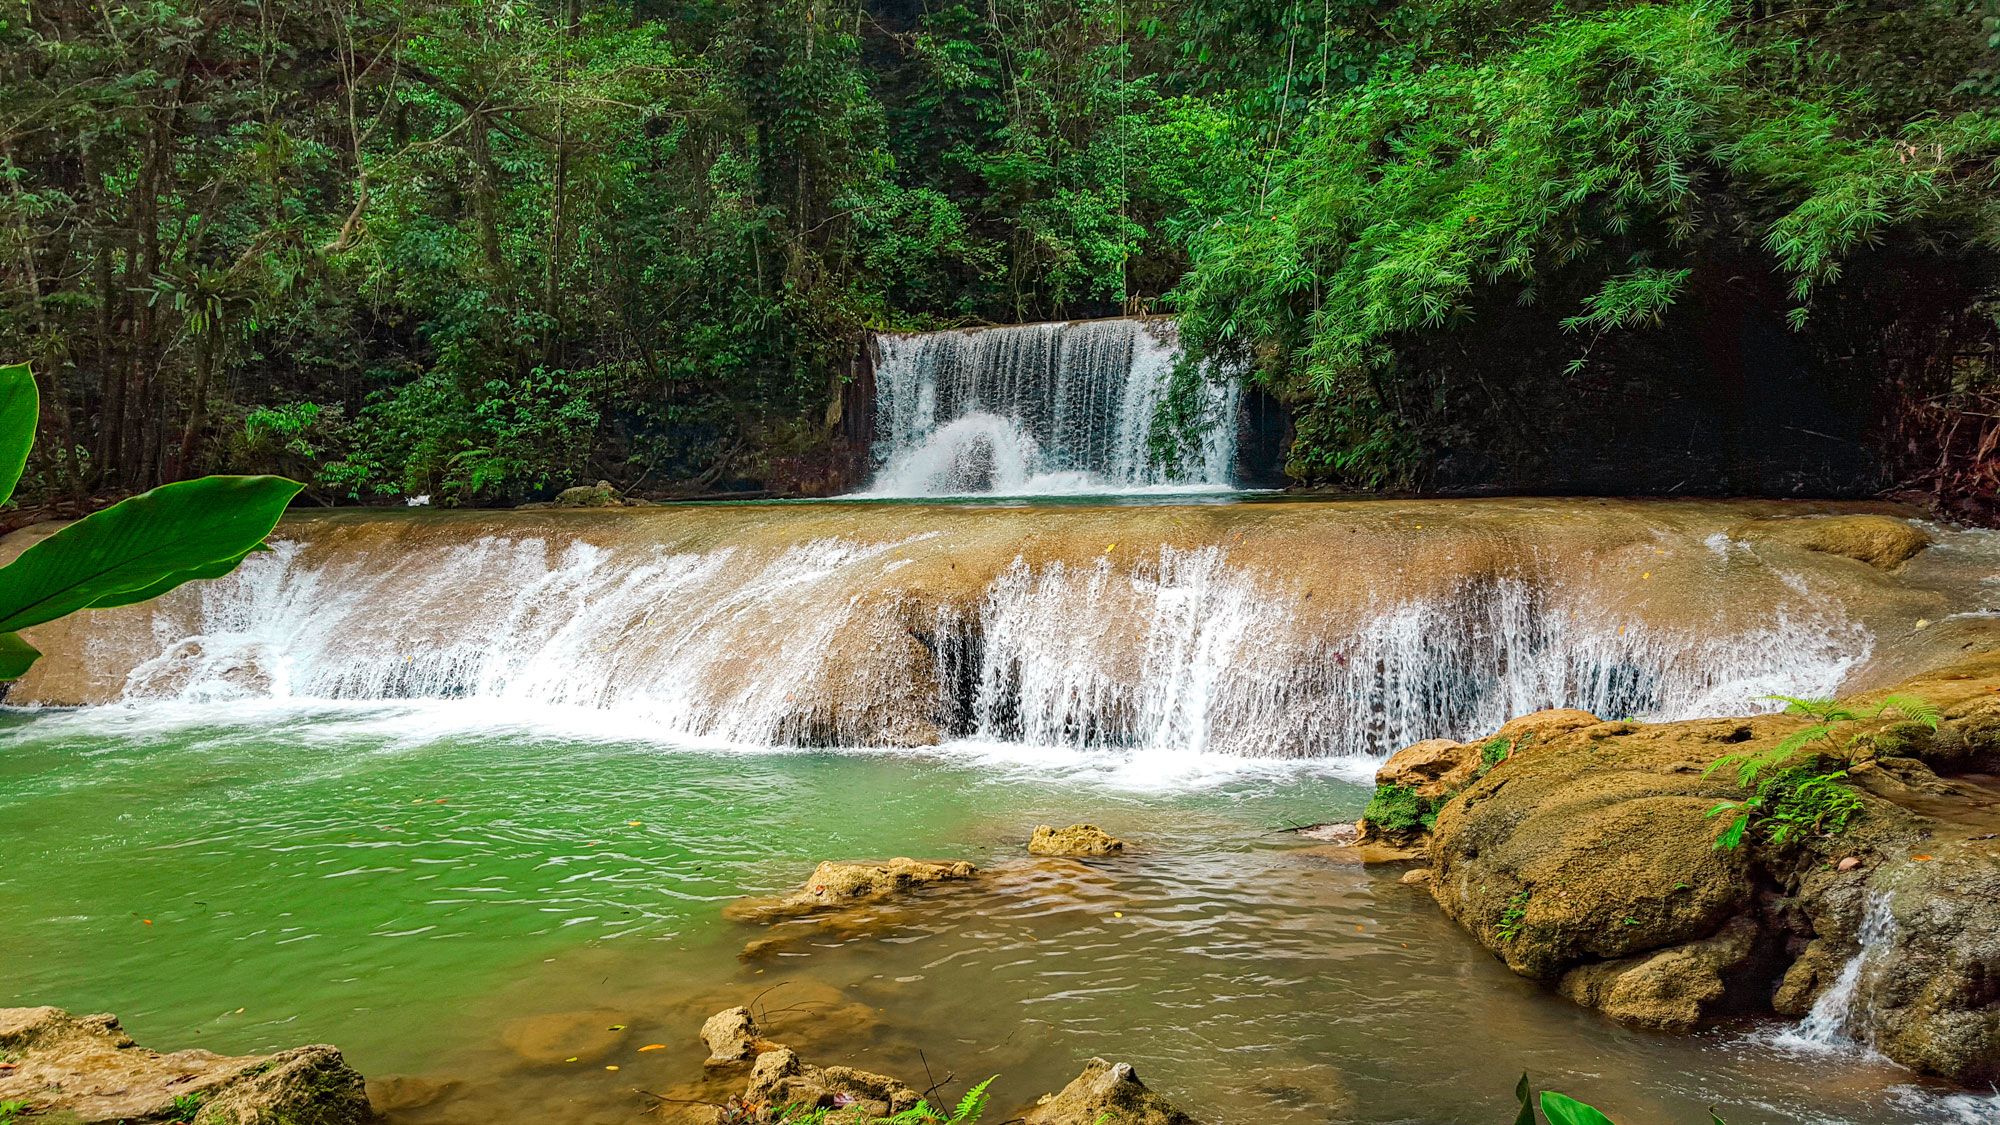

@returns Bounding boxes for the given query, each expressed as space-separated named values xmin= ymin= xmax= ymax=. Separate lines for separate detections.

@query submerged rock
xmin=1732 ymin=513 xmax=1934 ymax=569
xmin=1022 ymin=1058 xmax=1202 ymax=1125
xmin=1028 ymin=823 xmax=1126 ymax=856
xmin=0 ymin=1006 xmax=373 ymax=1125
xmin=725 ymin=858 xmax=977 ymax=924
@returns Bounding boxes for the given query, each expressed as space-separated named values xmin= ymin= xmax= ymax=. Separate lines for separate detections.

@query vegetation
xmin=1497 ymin=890 xmax=1530 ymax=942
xmin=0 ymin=1100 xmax=26 ymax=1125
xmin=1704 ymin=693 xmax=1939 ymax=850
xmin=0 ymin=362 xmax=297 ymax=680
xmin=0 ymin=1 xmax=1992 ymax=507
xmin=1362 ymin=781 xmax=1440 ymax=836
xmin=166 ymin=1092 xmax=206 ymax=1123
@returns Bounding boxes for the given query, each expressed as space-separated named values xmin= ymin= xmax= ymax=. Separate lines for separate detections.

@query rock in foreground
xmin=0 ymin=1006 xmax=373 ymax=1125
xmin=1028 ymin=824 xmax=1126 ymax=856
xmin=1022 ymin=1058 xmax=1201 ymax=1125
xmin=1416 ymin=651 xmax=2000 ymax=1082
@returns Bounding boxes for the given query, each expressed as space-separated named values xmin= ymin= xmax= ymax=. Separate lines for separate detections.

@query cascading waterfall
xmin=864 ymin=318 xmax=1239 ymax=496
xmin=77 ymin=524 xmax=1871 ymax=760
xmin=1781 ymin=893 xmax=1897 ymax=1053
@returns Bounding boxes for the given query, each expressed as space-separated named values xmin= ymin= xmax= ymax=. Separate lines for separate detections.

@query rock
xmin=552 ymin=481 xmax=623 ymax=508
xmin=1022 ymin=1058 xmax=1201 ymax=1125
xmin=725 ymin=858 xmax=977 ymax=923
xmin=1732 ymin=514 xmax=1934 ymax=569
xmin=1554 ymin=917 xmax=1764 ymax=1032
xmin=700 ymin=1006 xmax=774 ymax=1067
xmin=1399 ymin=867 xmax=1432 ymax=886
xmin=1374 ymin=738 xmax=1480 ymax=801
xmin=743 ymin=1047 xmax=920 ymax=1119
xmin=1859 ymin=851 xmax=2000 ymax=1085
xmin=1292 ymin=822 xmax=1357 ymax=843
xmin=367 ymin=1075 xmax=460 ymax=1113
xmin=0 ymin=1006 xmax=372 ymax=1125
xmin=1028 ymin=824 xmax=1126 ymax=856
xmin=1837 ymin=856 xmax=1862 ymax=872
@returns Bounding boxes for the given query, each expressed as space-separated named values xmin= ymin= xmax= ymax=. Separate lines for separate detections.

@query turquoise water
xmin=0 ymin=701 xmax=1989 ymax=1124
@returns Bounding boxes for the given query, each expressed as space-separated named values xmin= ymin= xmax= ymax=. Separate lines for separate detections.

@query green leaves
xmin=0 ymin=362 xmax=37 ymax=506
xmin=0 ymin=361 xmax=300 ymax=681
xmin=1515 ymin=1075 xmax=1620 ymax=1125
xmin=1539 ymin=1091 xmax=1618 ymax=1125
xmin=0 ymin=476 xmax=301 ymax=637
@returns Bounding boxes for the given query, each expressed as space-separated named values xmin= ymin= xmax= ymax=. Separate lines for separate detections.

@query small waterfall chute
xmin=864 ymin=318 xmax=1238 ymax=496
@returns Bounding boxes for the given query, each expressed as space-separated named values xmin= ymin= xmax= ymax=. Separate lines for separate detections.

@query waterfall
xmin=37 ymin=513 xmax=1873 ymax=760
xmin=1782 ymin=893 xmax=1897 ymax=1053
xmin=864 ymin=318 xmax=1239 ymax=496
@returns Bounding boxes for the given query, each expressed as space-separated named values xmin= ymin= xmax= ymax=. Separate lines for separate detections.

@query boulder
xmin=1022 ymin=1058 xmax=1201 ymax=1125
xmin=1554 ymin=916 xmax=1764 ymax=1032
xmin=0 ymin=1006 xmax=372 ymax=1125
xmin=1373 ymin=738 xmax=1479 ymax=801
xmin=1732 ymin=514 xmax=1934 ymax=569
xmin=743 ymin=1047 xmax=921 ymax=1119
xmin=1859 ymin=849 xmax=2000 ymax=1084
xmin=725 ymin=858 xmax=977 ymax=924
xmin=552 ymin=481 xmax=623 ymax=508
xmin=1028 ymin=824 xmax=1126 ymax=857
xmin=700 ymin=1006 xmax=774 ymax=1068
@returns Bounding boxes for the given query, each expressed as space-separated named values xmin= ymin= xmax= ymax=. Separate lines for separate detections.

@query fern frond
xmin=1874 ymin=694 xmax=1942 ymax=730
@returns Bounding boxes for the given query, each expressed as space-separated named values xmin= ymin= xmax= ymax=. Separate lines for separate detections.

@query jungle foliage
xmin=0 ymin=1 xmax=1995 ymax=506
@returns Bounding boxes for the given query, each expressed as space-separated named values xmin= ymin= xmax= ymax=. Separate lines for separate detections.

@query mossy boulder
xmin=0 ymin=1007 xmax=373 ymax=1125
xmin=1028 ymin=823 xmax=1126 ymax=856
xmin=1731 ymin=513 xmax=1934 ymax=569
xmin=552 ymin=480 xmax=624 ymax=507
xmin=725 ymin=857 xmax=978 ymax=923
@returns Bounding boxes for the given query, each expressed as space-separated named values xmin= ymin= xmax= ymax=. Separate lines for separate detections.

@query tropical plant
xmin=1707 ymin=694 xmax=1942 ymax=789
xmin=880 ymin=1077 xmax=994 ymax=1125
xmin=0 ymin=363 xmax=299 ymax=680
xmin=1701 ymin=693 xmax=1937 ymax=851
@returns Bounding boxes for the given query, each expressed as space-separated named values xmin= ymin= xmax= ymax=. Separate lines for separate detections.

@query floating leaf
xmin=638 ymin=1044 xmax=665 ymax=1052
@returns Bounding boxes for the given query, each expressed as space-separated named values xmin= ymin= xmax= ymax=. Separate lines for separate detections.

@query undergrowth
xmin=1705 ymin=694 xmax=1937 ymax=851
xmin=1363 ymin=783 xmax=1441 ymax=836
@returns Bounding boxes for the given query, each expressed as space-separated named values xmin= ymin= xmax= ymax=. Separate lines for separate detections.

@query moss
xmin=1363 ymin=782 xmax=1441 ymax=837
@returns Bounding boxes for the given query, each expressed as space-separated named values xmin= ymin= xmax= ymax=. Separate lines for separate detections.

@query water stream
xmin=864 ymin=319 xmax=1238 ymax=496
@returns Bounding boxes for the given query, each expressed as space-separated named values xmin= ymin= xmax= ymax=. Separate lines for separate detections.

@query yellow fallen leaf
xmin=1915 ymin=618 xmax=1932 ymax=630
xmin=1913 ymin=854 xmax=1935 ymax=861
xmin=565 ymin=1057 xmax=579 ymax=1063
xmin=627 ymin=821 xmax=641 ymax=827
xmin=608 ymin=1024 xmax=626 ymax=1031
xmin=1112 ymin=911 xmax=1123 ymax=918
xmin=639 ymin=1044 xmax=666 ymax=1052
xmin=605 ymin=1065 xmax=621 ymax=1072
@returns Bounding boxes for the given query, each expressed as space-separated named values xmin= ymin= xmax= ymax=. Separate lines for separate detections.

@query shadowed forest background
xmin=2 ymin=0 xmax=1998 ymax=513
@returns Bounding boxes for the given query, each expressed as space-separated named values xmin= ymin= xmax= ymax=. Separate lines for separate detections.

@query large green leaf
xmin=0 ymin=475 xmax=301 ymax=634
xmin=1540 ymin=1091 xmax=1618 ymax=1125
xmin=0 ymin=362 xmax=38 ymax=506
xmin=0 ymin=631 xmax=40 ymax=680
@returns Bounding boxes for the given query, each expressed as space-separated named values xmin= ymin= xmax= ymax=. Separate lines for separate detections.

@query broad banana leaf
xmin=0 ymin=362 xmax=37 ymax=506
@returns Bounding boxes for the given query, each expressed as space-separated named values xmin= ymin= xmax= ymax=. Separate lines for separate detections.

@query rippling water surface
xmin=0 ymin=703 xmax=1988 ymax=1124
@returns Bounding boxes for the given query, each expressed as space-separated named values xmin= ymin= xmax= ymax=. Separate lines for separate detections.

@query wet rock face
xmin=724 ymin=858 xmax=978 ymax=924
xmin=1022 ymin=1058 xmax=1202 ymax=1125
xmin=1865 ymin=852 xmax=2000 ymax=1084
xmin=699 ymin=1006 xmax=773 ymax=1067
xmin=1028 ymin=824 xmax=1126 ymax=856
xmin=1417 ymin=652 xmax=2000 ymax=1085
xmin=0 ymin=1006 xmax=373 ymax=1125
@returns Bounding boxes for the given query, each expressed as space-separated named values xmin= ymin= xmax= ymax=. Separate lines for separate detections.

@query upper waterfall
xmin=862 ymin=317 xmax=1239 ymax=496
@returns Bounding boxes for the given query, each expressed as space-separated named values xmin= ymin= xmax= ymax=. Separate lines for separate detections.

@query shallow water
xmin=2 ymin=704 xmax=1989 ymax=1124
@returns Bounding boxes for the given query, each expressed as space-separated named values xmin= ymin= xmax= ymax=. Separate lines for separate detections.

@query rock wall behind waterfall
xmin=7 ymin=501 xmax=1988 ymax=758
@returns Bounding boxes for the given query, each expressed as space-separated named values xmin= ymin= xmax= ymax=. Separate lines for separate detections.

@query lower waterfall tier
xmin=8 ymin=498 xmax=1994 ymax=758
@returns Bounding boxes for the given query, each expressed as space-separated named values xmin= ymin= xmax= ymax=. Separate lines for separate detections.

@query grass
xmin=1497 ymin=890 xmax=1531 ymax=942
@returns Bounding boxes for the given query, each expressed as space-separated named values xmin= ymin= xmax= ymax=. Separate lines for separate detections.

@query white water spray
xmin=1782 ymin=892 xmax=1897 ymax=1053
xmin=865 ymin=319 xmax=1238 ymax=496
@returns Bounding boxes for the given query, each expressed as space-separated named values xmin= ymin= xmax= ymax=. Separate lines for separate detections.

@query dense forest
xmin=1 ymin=0 xmax=1997 ymax=512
